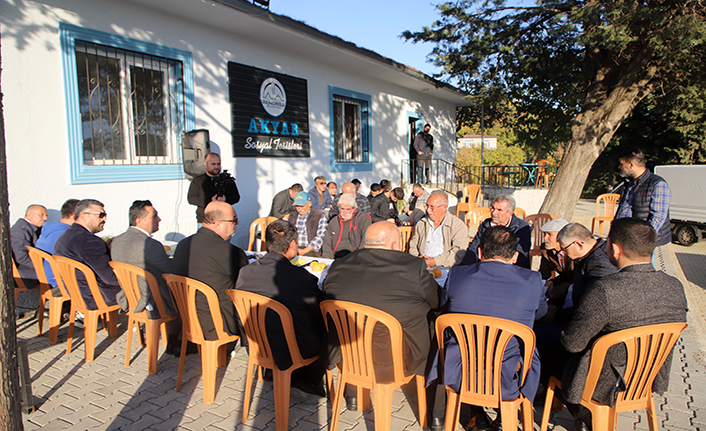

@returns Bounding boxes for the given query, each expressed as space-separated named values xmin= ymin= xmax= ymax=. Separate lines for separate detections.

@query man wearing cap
xmin=287 ymin=191 xmax=327 ymax=257
xmin=538 ymin=218 xmax=575 ymax=320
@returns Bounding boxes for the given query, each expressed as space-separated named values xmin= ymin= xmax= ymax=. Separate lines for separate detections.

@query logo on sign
xmin=260 ymin=77 xmax=286 ymax=117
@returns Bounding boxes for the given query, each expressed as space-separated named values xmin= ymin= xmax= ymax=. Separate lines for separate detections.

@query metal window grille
xmin=333 ymin=95 xmax=369 ymax=163
xmin=74 ymin=40 xmax=185 ymax=166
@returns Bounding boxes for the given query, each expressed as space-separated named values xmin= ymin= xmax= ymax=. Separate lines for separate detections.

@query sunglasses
xmin=83 ymin=211 xmax=107 ymax=218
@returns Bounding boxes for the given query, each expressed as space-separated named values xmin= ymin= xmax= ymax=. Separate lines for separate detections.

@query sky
xmin=268 ymin=0 xmax=443 ymax=77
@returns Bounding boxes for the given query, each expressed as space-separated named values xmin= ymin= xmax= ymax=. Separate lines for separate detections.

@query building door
xmin=408 ymin=116 xmax=422 ymax=183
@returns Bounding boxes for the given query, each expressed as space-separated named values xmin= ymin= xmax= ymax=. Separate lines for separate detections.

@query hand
xmin=418 ymin=151 xmax=423 ymax=155
xmin=298 ymin=246 xmax=313 ymax=256
xmin=421 ymin=255 xmax=436 ymax=268
xmin=212 ymin=194 xmax=226 ymax=202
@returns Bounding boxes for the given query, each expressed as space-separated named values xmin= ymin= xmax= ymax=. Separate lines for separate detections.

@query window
xmin=61 ymin=23 xmax=194 ymax=183
xmin=329 ymin=87 xmax=372 ymax=172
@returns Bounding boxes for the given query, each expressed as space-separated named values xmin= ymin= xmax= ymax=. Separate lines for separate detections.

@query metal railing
xmin=400 ymin=158 xmax=487 ymax=195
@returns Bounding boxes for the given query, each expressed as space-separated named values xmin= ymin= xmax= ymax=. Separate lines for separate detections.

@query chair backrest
xmin=110 ymin=261 xmax=171 ymax=318
xmin=26 ymin=246 xmax=70 ymax=298
xmin=436 ymin=313 xmax=536 ymax=407
xmin=163 ymin=274 xmax=232 ymax=342
xmin=525 ymin=213 xmax=558 ymax=252
xmin=514 ymin=207 xmax=526 ymax=220
xmin=12 ymin=258 xmax=29 ymax=304
xmin=467 ymin=207 xmax=492 ymax=235
xmin=321 ymin=300 xmax=407 ymax=386
xmin=227 ymin=289 xmax=308 ymax=370
xmin=583 ymin=322 xmax=687 ymax=410
xmin=398 ymin=226 xmax=414 ymax=253
xmin=463 ymin=184 xmax=481 ymax=206
xmin=54 ymin=255 xmax=112 ymax=311
xmin=248 ymin=216 xmax=279 ymax=252
xmin=455 ymin=202 xmax=473 ymax=219
xmin=596 ymin=193 xmax=621 ymax=218
xmin=535 ymin=159 xmax=549 ymax=175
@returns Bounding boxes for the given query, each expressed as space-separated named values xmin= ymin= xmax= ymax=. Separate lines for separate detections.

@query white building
xmin=1 ymin=0 xmax=467 ymax=246
xmin=457 ymin=134 xmax=498 ymax=150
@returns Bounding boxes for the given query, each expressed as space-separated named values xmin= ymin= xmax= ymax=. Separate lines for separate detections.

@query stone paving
xmin=18 ymin=203 xmax=706 ymax=431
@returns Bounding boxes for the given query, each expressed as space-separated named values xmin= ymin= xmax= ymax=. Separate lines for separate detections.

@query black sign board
xmin=228 ymin=62 xmax=310 ymax=157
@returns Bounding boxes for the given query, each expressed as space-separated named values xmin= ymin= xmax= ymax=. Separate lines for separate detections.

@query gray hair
xmin=557 ymin=222 xmax=594 ymax=244
xmin=338 ymin=193 xmax=357 ymax=209
xmin=493 ymin=194 xmax=516 ymax=212
xmin=429 ymin=190 xmax=448 ymax=205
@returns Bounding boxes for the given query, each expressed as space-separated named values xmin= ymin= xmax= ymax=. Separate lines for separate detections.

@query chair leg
xmin=160 ymin=321 xmax=169 ymax=347
xmin=104 ymin=310 xmax=118 ymax=338
xmin=217 ymin=343 xmax=228 ymax=368
xmin=37 ymin=293 xmax=46 ymax=337
xmin=330 ymin=374 xmax=347 ymax=431
xmin=145 ymin=319 xmax=160 ymax=375
xmin=175 ymin=336 xmax=187 ymax=392
xmin=66 ymin=307 xmax=76 ymax=354
xmin=591 ymin=218 xmax=597 ymax=236
xmin=540 ymin=377 xmax=559 ymax=431
xmin=84 ymin=312 xmax=99 ymax=362
xmin=48 ymin=297 xmax=63 ymax=345
xmin=356 ymin=386 xmax=371 ymax=412
xmin=521 ymin=397 xmax=533 ymax=431
xmin=445 ymin=387 xmax=461 ymax=431
xmin=125 ymin=316 xmax=135 ymax=367
xmin=373 ymin=384 xmax=393 ymax=431
xmin=202 ymin=342 xmax=219 ymax=404
xmin=646 ymin=396 xmax=659 ymax=431
xmin=273 ymin=368 xmax=293 ymax=431
xmin=242 ymin=360 xmax=256 ymax=423
xmin=326 ymin=368 xmax=335 ymax=405
xmin=415 ymin=375 xmax=428 ymax=429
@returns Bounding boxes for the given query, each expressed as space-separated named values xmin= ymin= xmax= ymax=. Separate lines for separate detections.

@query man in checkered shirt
xmin=286 ymin=191 xmax=327 ymax=256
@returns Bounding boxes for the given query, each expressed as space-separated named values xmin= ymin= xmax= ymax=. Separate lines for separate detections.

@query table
xmin=246 ymin=252 xmax=333 ymax=289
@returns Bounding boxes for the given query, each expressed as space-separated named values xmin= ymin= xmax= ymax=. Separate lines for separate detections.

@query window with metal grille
xmin=75 ymin=40 xmax=184 ymax=166
xmin=332 ymin=94 xmax=369 ymax=163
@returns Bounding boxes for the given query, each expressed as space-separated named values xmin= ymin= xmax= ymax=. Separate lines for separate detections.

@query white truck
xmin=654 ymin=165 xmax=706 ymax=245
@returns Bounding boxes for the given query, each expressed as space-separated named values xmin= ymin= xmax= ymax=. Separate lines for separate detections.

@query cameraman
xmin=187 ymin=152 xmax=240 ymax=226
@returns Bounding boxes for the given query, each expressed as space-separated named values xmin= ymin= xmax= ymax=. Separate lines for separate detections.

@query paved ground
xmin=18 ymin=202 xmax=706 ymax=430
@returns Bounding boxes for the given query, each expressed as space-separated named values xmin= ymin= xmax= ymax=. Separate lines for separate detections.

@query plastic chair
xmin=110 ymin=262 xmax=177 ymax=375
xmin=462 ymin=184 xmax=481 ymax=206
xmin=12 ymin=257 xmax=30 ymax=306
xmin=525 ymin=213 xmax=558 ymax=259
xmin=226 ymin=290 xmax=320 ymax=431
xmin=535 ymin=159 xmax=551 ymax=189
xmin=26 ymin=246 xmax=71 ymax=344
xmin=163 ymin=274 xmax=239 ymax=404
xmin=467 ymin=207 xmax=492 ymax=240
xmin=436 ymin=314 xmax=536 ymax=431
xmin=53 ymin=256 xmax=120 ymax=362
xmin=591 ymin=193 xmax=620 ymax=237
xmin=540 ymin=322 xmax=688 ymax=431
xmin=514 ymin=207 xmax=526 ymax=220
xmin=247 ymin=216 xmax=279 ymax=252
xmin=398 ymin=225 xmax=415 ymax=253
xmin=321 ymin=300 xmax=427 ymax=431
xmin=455 ymin=202 xmax=474 ymax=221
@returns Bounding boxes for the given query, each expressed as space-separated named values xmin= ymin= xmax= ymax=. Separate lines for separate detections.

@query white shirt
xmin=424 ymin=214 xmax=447 ymax=258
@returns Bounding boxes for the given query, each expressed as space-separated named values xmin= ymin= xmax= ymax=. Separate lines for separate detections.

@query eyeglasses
xmin=339 ymin=207 xmax=355 ymax=212
xmin=220 ymin=217 xmax=239 ymax=224
xmin=560 ymin=241 xmax=577 ymax=253
xmin=84 ymin=211 xmax=107 ymax=218
xmin=427 ymin=204 xmax=447 ymax=211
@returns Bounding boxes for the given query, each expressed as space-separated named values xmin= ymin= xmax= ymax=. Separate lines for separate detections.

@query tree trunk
xmin=0 ymin=30 xmax=25 ymax=431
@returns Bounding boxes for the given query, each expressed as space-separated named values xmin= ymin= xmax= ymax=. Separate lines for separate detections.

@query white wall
xmin=1 ymin=0 xmax=458 ymax=247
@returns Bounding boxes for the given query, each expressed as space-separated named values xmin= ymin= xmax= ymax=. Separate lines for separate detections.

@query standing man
xmin=414 ymin=124 xmax=434 ymax=184
xmin=409 ymin=190 xmax=468 ymax=267
xmin=187 ymin=152 xmax=240 ymax=226
xmin=11 ymin=204 xmax=48 ymax=315
xmin=269 ymin=183 xmax=303 ymax=219
xmin=308 ymin=176 xmax=333 ymax=211
xmin=36 ymin=199 xmax=79 ymax=291
xmin=615 ymin=147 xmax=672 ymax=250
xmin=287 ymin=192 xmax=327 ymax=257
xmin=173 ymin=201 xmax=248 ymax=340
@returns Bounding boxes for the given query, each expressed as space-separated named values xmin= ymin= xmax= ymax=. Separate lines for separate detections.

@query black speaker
xmin=182 ymin=129 xmax=210 ymax=178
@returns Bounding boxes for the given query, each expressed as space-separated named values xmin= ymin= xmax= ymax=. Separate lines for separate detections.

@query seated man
xmin=322 ymin=193 xmax=372 ymax=259
xmin=370 ymin=186 xmax=403 ymax=223
xmin=36 ymin=199 xmax=79 ymax=293
xmin=323 ymin=221 xmax=439 ymax=407
xmin=560 ymin=218 xmax=688 ymax=430
xmin=409 ymin=190 xmax=468 ymax=268
xmin=461 ymin=194 xmax=531 ymax=268
xmin=327 ymin=181 xmax=338 ymax=197
xmin=11 ymin=204 xmax=48 ymax=316
xmin=401 ymin=183 xmax=430 ymax=225
xmin=111 ymin=200 xmax=179 ymax=353
xmin=269 ymin=183 xmax=303 ymax=219
xmin=308 ymin=175 xmax=333 ymax=210
xmin=53 ymin=199 xmax=121 ymax=310
xmin=429 ymin=226 xmax=542 ymax=430
xmin=286 ymin=192 xmax=327 ymax=257
xmin=537 ymin=218 xmax=574 ymax=320
xmin=367 ymin=183 xmax=382 ymax=202
xmin=173 ymin=201 xmax=248 ymax=340
xmin=329 ymin=182 xmax=371 ymax=219
xmin=235 ymin=220 xmax=327 ymax=396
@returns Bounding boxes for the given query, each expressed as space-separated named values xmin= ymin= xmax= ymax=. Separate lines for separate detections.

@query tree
xmin=404 ymin=0 xmax=706 ymax=219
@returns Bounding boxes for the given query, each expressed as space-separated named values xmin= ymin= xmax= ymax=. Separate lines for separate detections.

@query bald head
xmin=341 ymin=182 xmax=356 ymax=194
xmin=25 ymin=204 xmax=48 ymax=228
xmin=364 ymin=221 xmax=400 ymax=251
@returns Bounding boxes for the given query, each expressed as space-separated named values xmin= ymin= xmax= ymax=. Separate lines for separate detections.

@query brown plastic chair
xmin=436 ymin=314 xmax=535 ymax=431
xmin=26 ymin=246 xmax=71 ymax=344
xmin=247 ymin=216 xmax=279 ymax=251
xmin=321 ymin=300 xmax=427 ymax=431
xmin=525 ymin=213 xmax=558 ymax=259
xmin=110 ymin=262 xmax=177 ymax=375
xmin=53 ymin=256 xmax=120 ymax=362
xmin=227 ymin=290 xmax=320 ymax=431
xmin=462 ymin=184 xmax=481 ymax=206
xmin=540 ymin=322 xmax=688 ymax=431
xmin=514 ymin=207 xmax=526 ymax=220
xmin=398 ymin=225 xmax=415 ymax=253
xmin=467 ymin=207 xmax=492 ymax=240
xmin=591 ymin=193 xmax=621 ymax=237
xmin=163 ymin=274 xmax=239 ymax=404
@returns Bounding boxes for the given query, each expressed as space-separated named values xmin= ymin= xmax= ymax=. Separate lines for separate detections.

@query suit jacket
xmin=571 ymin=238 xmax=616 ymax=308
xmin=462 ymin=215 xmax=531 ymax=268
xmin=409 ymin=213 xmax=468 ymax=266
xmin=560 ymin=263 xmax=688 ymax=406
xmin=111 ymin=227 xmax=176 ymax=318
xmin=172 ymin=228 xmax=248 ymax=339
xmin=53 ymin=224 xmax=121 ymax=310
xmin=429 ymin=261 xmax=542 ymax=401
xmin=11 ymin=218 xmax=41 ymax=288
xmin=323 ymin=248 xmax=439 ymax=380
xmin=235 ymin=253 xmax=325 ymax=370
xmin=269 ymin=188 xmax=294 ymax=219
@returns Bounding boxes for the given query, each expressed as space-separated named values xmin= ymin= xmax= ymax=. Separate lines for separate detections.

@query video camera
xmin=213 ymin=170 xmax=236 ymax=198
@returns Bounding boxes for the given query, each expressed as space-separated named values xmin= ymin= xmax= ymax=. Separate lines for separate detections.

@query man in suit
xmin=323 ymin=221 xmax=439 ymax=410
xmin=409 ymin=190 xmax=468 ymax=267
xmin=268 ymin=183 xmax=303 ymax=219
xmin=54 ymin=199 xmax=121 ymax=310
xmin=430 ymin=225 xmax=542 ymax=430
xmin=111 ymin=200 xmax=179 ymax=353
xmin=235 ymin=220 xmax=327 ymax=396
xmin=187 ymin=152 xmax=240 ymax=225
xmin=461 ymin=194 xmax=531 ymax=268
xmin=560 ymin=218 xmax=688 ymax=430
xmin=11 ymin=204 xmax=48 ymax=316
xmin=173 ymin=201 xmax=248 ymax=340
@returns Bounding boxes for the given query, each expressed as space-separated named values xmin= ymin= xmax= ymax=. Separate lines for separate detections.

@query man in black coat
xmin=11 ymin=204 xmax=48 ymax=315
xmin=187 ymin=153 xmax=240 ymax=224
xmin=269 ymin=183 xmax=303 ymax=219
xmin=173 ymin=201 xmax=248 ymax=340
xmin=560 ymin=218 xmax=687 ymax=429
xmin=235 ymin=220 xmax=327 ymax=395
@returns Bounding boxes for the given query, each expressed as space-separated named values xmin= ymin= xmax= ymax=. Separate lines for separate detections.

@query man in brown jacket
xmin=408 ymin=191 xmax=468 ymax=267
